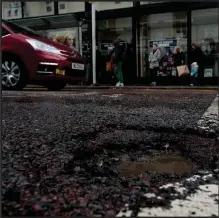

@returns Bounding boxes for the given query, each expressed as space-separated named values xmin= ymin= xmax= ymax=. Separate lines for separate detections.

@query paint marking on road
xmin=197 ymin=95 xmax=219 ymax=132
xmin=117 ymin=173 xmax=219 ymax=217
xmin=137 ymin=184 xmax=218 ymax=217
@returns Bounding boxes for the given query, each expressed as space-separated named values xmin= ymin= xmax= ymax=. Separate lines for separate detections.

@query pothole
xmin=118 ymin=154 xmax=195 ymax=177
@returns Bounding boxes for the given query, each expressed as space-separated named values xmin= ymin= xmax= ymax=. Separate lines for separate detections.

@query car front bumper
xmin=33 ymin=51 xmax=87 ymax=83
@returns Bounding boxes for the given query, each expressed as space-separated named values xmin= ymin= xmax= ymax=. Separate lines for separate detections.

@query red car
xmin=2 ymin=20 xmax=87 ymax=90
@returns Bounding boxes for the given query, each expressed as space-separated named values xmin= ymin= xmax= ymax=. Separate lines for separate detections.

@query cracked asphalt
xmin=2 ymin=89 xmax=219 ymax=216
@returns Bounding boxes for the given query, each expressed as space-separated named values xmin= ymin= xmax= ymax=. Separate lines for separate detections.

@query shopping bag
xmin=177 ymin=65 xmax=189 ymax=77
xmin=106 ymin=61 xmax=112 ymax=72
xmin=172 ymin=67 xmax=177 ymax=76
xmin=106 ymin=61 xmax=116 ymax=72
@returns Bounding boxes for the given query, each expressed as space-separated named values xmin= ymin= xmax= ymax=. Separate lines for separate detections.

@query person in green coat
xmin=112 ymin=42 xmax=126 ymax=87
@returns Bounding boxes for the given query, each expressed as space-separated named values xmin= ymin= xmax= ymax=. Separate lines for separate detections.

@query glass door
xmin=139 ymin=11 xmax=187 ymax=78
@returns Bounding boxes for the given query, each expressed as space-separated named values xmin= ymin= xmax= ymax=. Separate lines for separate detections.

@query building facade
xmin=2 ymin=1 xmax=219 ymax=85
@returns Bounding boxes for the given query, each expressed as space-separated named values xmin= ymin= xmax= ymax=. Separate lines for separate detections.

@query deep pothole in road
xmin=117 ymin=154 xmax=194 ymax=176
xmin=2 ymin=126 xmax=219 ymax=217
xmin=67 ymin=127 xmax=217 ymax=178
xmin=64 ymin=128 xmax=218 ymax=183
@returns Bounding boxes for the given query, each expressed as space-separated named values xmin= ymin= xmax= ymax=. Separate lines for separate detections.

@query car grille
xmin=37 ymin=64 xmax=56 ymax=73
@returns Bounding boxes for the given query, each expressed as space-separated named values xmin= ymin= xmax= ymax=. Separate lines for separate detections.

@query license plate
xmin=72 ymin=63 xmax=84 ymax=70
xmin=56 ymin=69 xmax=65 ymax=75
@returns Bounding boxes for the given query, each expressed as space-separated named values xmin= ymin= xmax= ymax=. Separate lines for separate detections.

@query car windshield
xmin=3 ymin=20 xmax=43 ymax=38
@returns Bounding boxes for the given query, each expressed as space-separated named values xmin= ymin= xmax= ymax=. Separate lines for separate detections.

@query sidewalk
xmin=26 ymin=85 xmax=219 ymax=91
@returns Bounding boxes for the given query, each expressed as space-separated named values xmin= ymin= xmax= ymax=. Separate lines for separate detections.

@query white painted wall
xmin=2 ymin=2 xmax=85 ymax=19
xmin=58 ymin=2 xmax=85 ymax=14
xmin=23 ymin=2 xmax=54 ymax=18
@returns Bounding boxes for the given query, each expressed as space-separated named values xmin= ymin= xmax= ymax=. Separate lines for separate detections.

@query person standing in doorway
xmin=149 ymin=44 xmax=161 ymax=86
xmin=173 ymin=46 xmax=185 ymax=67
xmin=113 ymin=42 xmax=125 ymax=87
xmin=191 ymin=43 xmax=205 ymax=85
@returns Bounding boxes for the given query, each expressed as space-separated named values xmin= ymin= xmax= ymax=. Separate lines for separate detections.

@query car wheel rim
xmin=2 ymin=61 xmax=21 ymax=87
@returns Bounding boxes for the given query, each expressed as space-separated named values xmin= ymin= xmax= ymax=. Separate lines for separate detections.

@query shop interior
xmin=192 ymin=8 xmax=218 ymax=78
xmin=139 ymin=8 xmax=218 ymax=81
xmin=96 ymin=17 xmax=135 ymax=84
xmin=139 ymin=11 xmax=187 ymax=78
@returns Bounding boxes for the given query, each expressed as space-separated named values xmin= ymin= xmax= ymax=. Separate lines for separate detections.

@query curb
xmin=25 ymin=85 xmax=219 ymax=91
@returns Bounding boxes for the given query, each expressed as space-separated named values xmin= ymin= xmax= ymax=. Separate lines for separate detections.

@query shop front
xmin=136 ymin=2 xmax=219 ymax=85
xmin=95 ymin=2 xmax=218 ymax=85
xmin=97 ymin=17 xmax=136 ymax=84
xmin=191 ymin=8 xmax=219 ymax=85
xmin=6 ymin=1 xmax=218 ymax=85
xmin=138 ymin=11 xmax=187 ymax=85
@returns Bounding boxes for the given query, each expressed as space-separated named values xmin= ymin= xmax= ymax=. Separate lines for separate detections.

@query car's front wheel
xmin=2 ymin=57 xmax=27 ymax=90
xmin=45 ymin=81 xmax=67 ymax=91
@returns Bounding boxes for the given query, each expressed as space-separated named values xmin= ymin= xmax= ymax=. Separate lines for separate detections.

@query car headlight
xmin=26 ymin=39 xmax=61 ymax=54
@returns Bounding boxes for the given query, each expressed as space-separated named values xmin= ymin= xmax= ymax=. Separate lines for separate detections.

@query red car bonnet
xmin=24 ymin=35 xmax=73 ymax=52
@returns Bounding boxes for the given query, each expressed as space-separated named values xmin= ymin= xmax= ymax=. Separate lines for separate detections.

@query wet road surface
xmin=2 ymin=89 xmax=219 ymax=216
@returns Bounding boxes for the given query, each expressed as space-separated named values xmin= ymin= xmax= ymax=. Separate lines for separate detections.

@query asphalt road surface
xmin=2 ymin=89 xmax=219 ymax=217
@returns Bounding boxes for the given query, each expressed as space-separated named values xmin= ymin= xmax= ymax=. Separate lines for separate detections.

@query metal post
xmin=79 ymin=21 xmax=83 ymax=56
xmin=91 ymin=3 xmax=96 ymax=85
xmin=75 ymin=28 xmax=79 ymax=52
xmin=187 ymin=7 xmax=191 ymax=68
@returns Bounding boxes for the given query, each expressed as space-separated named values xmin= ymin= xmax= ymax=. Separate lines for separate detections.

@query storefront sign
xmin=204 ymin=68 xmax=213 ymax=77
xmin=100 ymin=43 xmax=114 ymax=51
xmin=149 ymin=40 xmax=177 ymax=48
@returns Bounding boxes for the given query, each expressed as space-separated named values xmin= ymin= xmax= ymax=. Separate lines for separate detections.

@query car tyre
xmin=45 ymin=81 xmax=67 ymax=91
xmin=2 ymin=56 xmax=27 ymax=90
